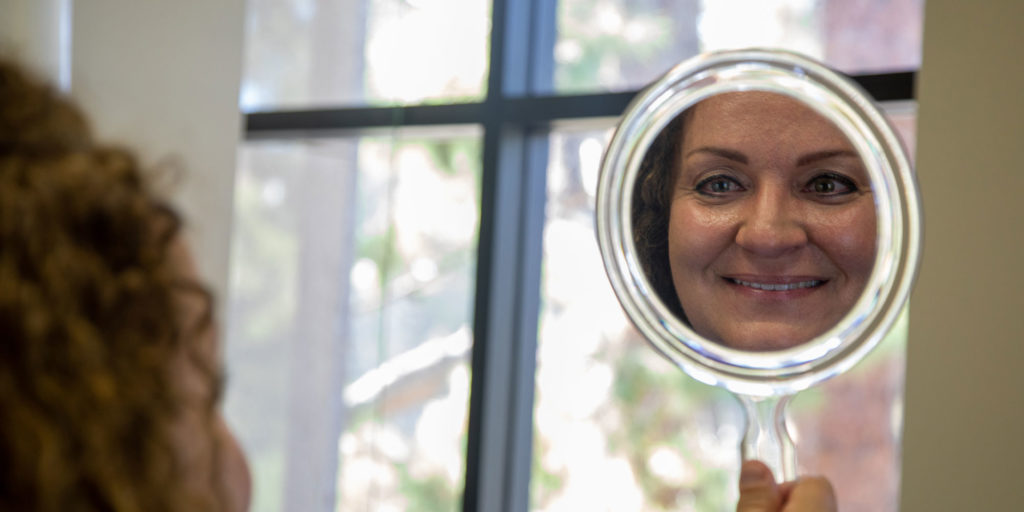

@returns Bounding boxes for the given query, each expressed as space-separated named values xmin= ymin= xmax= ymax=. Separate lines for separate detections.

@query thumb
xmin=782 ymin=475 xmax=837 ymax=512
xmin=736 ymin=460 xmax=783 ymax=512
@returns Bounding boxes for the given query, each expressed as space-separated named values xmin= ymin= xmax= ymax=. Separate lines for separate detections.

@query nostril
xmin=733 ymin=188 xmax=810 ymax=256
xmin=735 ymin=219 xmax=809 ymax=256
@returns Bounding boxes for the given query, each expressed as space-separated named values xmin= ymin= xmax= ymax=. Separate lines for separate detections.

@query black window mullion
xmin=527 ymin=0 xmax=557 ymax=94
xmin=504 ymin=129 xmax=548 ymax=512
xmin=463 ymin=0 xmax=556 ymax=510
xmin=242 ymin=72 xmax=913 ymax=137
xmin=463 ymin=125 xmax=548 ymax=512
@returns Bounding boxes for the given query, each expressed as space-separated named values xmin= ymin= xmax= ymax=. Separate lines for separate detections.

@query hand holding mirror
xmin=596 ymin=49 xmax=921 ymax=481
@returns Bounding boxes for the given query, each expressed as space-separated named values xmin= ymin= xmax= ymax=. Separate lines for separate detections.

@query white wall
xmin=69 ymin=1 xmax=247 ymax=302
xmin=0 ymin=0 xmax=246 ymax=303
xmin=901 ymin=0 xmax=1024 ymax=509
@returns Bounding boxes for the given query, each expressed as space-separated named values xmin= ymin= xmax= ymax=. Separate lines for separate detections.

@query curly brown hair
xmin=0 ymin=59 xmax=224 ymax=511
xmin=632 ymin=111 xmax=688 ymax=320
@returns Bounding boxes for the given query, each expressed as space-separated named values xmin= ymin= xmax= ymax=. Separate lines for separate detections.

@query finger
xmin=782 ymin=476 xmax=837 ymax=512
xmin=736 ymin=460 xmax=783 ymax=512
xmin=777 ymin=480 xmax=797 ymax=498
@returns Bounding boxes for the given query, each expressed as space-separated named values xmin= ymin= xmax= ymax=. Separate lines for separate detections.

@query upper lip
xmin=723 ymin=274 xmax=827 ymax=284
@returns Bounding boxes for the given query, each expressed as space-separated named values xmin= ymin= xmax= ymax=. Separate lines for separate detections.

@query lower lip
xmin=723 ymin=277 xmax=826 ymax=299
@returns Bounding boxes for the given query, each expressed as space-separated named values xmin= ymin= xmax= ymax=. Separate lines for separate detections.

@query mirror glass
xmin=597 ymin=48 xmax=921 ymax=399
xmin=633 ymin=91 xmax=876 ymax=352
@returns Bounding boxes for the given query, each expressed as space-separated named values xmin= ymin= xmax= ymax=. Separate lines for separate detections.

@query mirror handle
xmin=738 ymin=393 xmax=797 ymax=483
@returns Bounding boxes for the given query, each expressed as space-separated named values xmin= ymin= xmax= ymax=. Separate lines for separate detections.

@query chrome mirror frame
xmin=596 ymin=49 xmax=922 ymax=398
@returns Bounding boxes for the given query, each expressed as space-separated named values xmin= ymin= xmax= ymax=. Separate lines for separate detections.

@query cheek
xmin=216 ymin=416 xmax=252 ymax=512
xmin=666 ymin=202 xmax=737 ymax=273
xmin=815 ymin=203 xmax=877 ymax=280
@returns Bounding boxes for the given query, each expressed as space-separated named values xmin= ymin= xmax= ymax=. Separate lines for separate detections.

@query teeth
xmin=732 ymin=279 xmax=822 ymax=291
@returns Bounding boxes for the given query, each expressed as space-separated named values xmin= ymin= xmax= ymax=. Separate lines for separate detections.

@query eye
xmin=695 ymin=175 xmax=745 ymax=197
xmin=804 ymin=172 xmax=858 ymax=197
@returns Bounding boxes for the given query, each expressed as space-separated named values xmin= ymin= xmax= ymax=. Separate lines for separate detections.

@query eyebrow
xmin=795 ymin=149 xmax=860 ymax=166
xmin=684 ymin=147 xmax=860 ymax=166
xmin=684 ymin=146 xmax=748 ymax=164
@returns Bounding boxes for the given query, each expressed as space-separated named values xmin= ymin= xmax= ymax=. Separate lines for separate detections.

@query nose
xmin=734 ymin=187 xmax=808 ymax=257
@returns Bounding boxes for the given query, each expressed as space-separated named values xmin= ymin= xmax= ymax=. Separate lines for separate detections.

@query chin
xmin=726 ymin=338 xmax=802 ymax=351
xmin=716 ymin=326 xmax=823 ymax=351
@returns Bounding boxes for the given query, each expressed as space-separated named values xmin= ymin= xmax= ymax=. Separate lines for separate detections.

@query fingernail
xmin=740 ymin=461 xmax=769 ymax=486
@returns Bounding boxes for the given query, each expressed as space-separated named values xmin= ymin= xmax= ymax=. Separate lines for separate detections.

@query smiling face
xmin=666 ymin=92 xmax=876 ymax=350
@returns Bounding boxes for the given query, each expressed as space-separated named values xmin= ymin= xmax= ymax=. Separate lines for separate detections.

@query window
xmin=225 ymin=1 xmax=923 ymax=511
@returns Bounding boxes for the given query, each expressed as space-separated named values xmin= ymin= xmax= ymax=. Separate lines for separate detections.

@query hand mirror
xmin=595 ymin=49 xmax=921 ymax=481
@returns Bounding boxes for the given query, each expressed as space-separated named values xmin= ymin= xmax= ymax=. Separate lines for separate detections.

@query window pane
xmin=533 ymin=108 xmax=916 ymax=511
xmin=241 ymin=0 xmax=491 ymax=111
xmin=224 ymin=128 xmax=481 ymax=512
xmin=553 ymin=0 xmax=923 ymax=94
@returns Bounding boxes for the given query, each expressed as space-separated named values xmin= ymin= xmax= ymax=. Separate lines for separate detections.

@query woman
xmin=634 ymin=91 xmax=876 ymax=351
xmin=0 ymin=58 xmax=249 ymax=511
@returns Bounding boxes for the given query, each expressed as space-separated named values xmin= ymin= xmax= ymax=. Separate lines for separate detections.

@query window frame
xmin=241 ymin=0 xmax=916 ymax=510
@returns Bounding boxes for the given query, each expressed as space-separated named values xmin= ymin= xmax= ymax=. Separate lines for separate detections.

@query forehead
xmin=682 ymin=91 xmax=854 ymax=152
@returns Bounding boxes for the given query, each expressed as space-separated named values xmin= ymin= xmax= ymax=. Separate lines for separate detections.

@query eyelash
xmin=804 ymin=172 xmax=859 ymax=196
xmin=694 ymin=174 xmax=744 ymax=197
xmin=692 ymin=172 xmax=860 ymax=198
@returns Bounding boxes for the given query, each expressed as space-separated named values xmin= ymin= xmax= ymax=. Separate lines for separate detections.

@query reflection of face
xmin=667 ymin=92 xmax=876 ymax=350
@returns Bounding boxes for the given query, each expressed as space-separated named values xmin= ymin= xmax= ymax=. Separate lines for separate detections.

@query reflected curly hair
xmin=0 ymin=59 xmax=221 ymax=511
xmin=631 ymin=111 xmax=689 ymax=320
